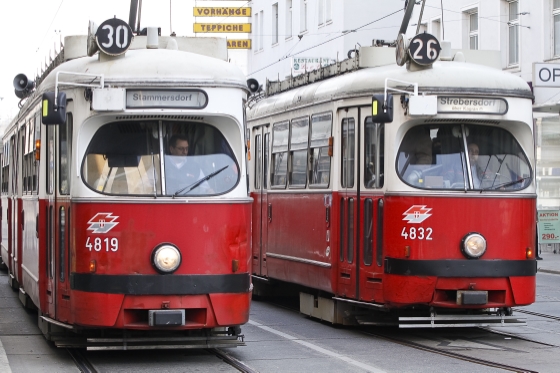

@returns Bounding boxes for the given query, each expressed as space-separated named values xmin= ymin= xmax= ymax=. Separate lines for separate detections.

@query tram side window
xmin=364 ymin=117 xmax=384 ymax=189
xmin=46 ymin=126 xmax=55 ymax=195
xmin=309 ymin=112 xmax=332 ymax=188
xmin=19 ymin=126 xmax=26 ymax=194
xmin=264 ymin=133 xmax=270 ymax=189
xmin=1 ymin=143 xmax=8 ymax=194
xmin=23 ymin=117 xmax=35 ymax=194
xmin=397 ymin=124 xmax=531 ymax=191
xmin=341 ymin=118 xmax=355 ymax=188
xmin=33 ymin=112 xmax=41 ymax=193
xmin=271 ymin=121 xmax=289 ymax=188
xmin=25 ymin=117 xmax=36 ymax=193
xmin=289 ymin=117 xmax=309 ymax=187
xmin=255 ymin=134 xmax=262 ymax=189
xmin=59 ymin=113 xmax=72 ymax=195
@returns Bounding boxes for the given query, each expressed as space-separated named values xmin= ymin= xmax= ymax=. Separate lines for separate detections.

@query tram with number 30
xmin=0 ymin=17 xmax=252 ymax=349
xmin=247 ymin=19 xmax=536 ymax=327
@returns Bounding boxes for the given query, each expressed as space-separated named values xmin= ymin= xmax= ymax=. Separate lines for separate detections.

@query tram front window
xmin=397 ymin=124 xmax=531 ymax=191
xmin=83 ymin=121 xmax=239 ymax=196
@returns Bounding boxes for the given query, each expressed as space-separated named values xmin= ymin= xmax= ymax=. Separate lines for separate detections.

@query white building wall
xmin=248 ymin=0 xmax=404 ymax=84
xmin=407 ymin=0 xmax=553 ymax=85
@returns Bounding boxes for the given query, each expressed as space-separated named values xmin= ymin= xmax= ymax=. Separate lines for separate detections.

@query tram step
xmin=397 ymin=314 xmax=527 ymax=328
xmin=54 ymin=335 xmax=246 ymax=350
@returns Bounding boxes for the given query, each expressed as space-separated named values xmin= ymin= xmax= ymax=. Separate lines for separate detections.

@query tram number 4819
xmin=86 ymin=237 xmax=119 ymax=252
xmin=401 ymin=227 xmax=433 ymax=240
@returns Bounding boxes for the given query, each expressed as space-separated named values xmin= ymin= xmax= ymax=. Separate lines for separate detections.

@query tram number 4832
xmin=401 ymin=227 xmax=433 ymax=240
xmin=86 ymin=237 xmax=119 ymax=252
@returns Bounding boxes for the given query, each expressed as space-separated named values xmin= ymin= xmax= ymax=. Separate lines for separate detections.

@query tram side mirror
xmin=41 ymin=92 xmax=67 ymax=125
xmin=371 ymin=94 xmax=393 ymax=123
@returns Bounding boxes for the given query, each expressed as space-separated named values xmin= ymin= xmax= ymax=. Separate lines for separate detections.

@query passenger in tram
xmin=166 ymin=134 xmax=212 ymax=194
xmin=399 ymin=126 xmax=433 ymax=186
xmin=467 ymin=142 xmax=484 ymax=189
xmin=406 ymin=126 xmax=433 ymax=165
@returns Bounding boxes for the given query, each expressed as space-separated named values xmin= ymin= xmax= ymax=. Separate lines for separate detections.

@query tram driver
xmin=166 ymin=134 xmax=212 ymax=195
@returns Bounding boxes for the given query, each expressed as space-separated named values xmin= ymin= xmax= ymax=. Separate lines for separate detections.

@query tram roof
xmin=247 ymin=60 xmax=533 ymax=120
xmin=38 ymin=48 xmax=248 ymax=96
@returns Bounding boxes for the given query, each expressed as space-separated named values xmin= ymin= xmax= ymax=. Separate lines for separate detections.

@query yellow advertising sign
xmin=227 ymin=39 xmax=252 ymax=49
xmin=194 ymin=23 xmax=251 ymax=33
xmin=194 ymin=7 xmax=251 ymax=17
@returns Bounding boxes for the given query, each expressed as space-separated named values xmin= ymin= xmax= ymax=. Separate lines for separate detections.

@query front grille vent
xmin=425 ymin=118 xmax=501 ymax=126
xmin=115 ymin=115 xmax=204 ymax=121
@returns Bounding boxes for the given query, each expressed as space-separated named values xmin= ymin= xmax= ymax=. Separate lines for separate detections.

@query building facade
xmin=247 ymin=0 xmax=403 ymax=83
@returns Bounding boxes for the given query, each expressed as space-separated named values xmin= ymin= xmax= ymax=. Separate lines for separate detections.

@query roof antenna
xmin=415 ymin=0 xmax=427 ymax=35
xmin=128 ymin=0 xmax=138 ymax=32
xmin=441 ymin=0 xmax=445 ymax=40
xmin=136 ymin=0 xmax=143 ymax=35
xmin=399 ymin=0 xmax=416 ymax=35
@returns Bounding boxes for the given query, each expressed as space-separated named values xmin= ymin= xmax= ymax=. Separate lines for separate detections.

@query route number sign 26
xmin=408 ymin=33 xmax=441 ymax=66
xmin=96 ymin=18 xmax=134 ymax=56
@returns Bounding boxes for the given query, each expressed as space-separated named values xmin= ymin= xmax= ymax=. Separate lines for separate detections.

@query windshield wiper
xmin=173 ymin=165 xmax=228 ymax=197
xmin=481 ymin=176 xmax=531 ymax=191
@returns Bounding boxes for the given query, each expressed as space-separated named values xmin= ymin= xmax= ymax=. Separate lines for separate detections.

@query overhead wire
xmin=249 ymin=7 xmax=404 ymax=76
xmin=35 ymin=0 xmax=65 ymax=53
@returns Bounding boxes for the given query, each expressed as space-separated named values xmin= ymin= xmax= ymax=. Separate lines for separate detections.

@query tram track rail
xmin=67 ymin=348 xmax=98 ymax=373
xmin=210 ymin=348 xmax=259 ymax=373
xmin=513 ymin=308 xmax=560 ymax=322
xmin=361 ymin=329 xmax=538 ymax=373
xmin=260 ymin=298 xmax=546 ymax=373
xmin=478 ymin=326 xmax=560 ymax=347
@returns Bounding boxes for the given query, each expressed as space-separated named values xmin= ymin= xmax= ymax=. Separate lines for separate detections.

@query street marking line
xmin=248 ymin=320 xmax=386 ymax=373
xmin=0 ymin=339 xmax=13 ymax=373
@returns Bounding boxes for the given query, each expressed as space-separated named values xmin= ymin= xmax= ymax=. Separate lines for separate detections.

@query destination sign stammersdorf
xmin=126 ymin=90 xmax=208 ymax=109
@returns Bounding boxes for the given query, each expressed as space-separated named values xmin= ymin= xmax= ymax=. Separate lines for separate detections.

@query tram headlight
xmin=461 ymin=233 xmax=487 ymax=259
xmin=151 ymin=244 xmax=182 ymax=273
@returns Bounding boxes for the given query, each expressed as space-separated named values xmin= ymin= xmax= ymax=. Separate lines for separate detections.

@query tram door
xmin=45 ymin=123 xmax=56 ymax=317
xmin=337 ymin=107 xmax=385 ymax=302
xmin=252 ymin=125 xmax=270 ymax=276
xmin=45 ymin=108 xmax=73 ymax=321
xmin=15 ymin=126 xmax=26 ymax=288
xmin=338 ymin=108 xmax=358 ymax=299
xmin=7 ymin=133 xmax=20 ymax=286
xmin=55 ymin=110 xmax=72 ymax=322
xmin=358 ymin=111 xmax=385 ymax=303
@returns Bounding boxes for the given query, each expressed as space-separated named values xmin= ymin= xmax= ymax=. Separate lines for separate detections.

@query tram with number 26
xmin=247 ymin=14 xmax=536 ymax=327
xmin=0 ymin=17 xmax=252 ymax=349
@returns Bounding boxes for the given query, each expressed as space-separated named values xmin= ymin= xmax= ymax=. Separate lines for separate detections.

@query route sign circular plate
xmin=408 ymin=33 xmax=441 ymax=66
xmin=95 ymin=18 xmax=134 ymax=56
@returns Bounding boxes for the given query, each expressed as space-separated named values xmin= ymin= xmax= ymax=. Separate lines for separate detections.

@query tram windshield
xmin=397 ymin=124 xmax=531 ymax=191
xmin=82 ymin=121 xmax=239 ymax=196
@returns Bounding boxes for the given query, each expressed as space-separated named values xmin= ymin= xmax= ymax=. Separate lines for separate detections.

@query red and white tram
xmin=1 ymin=18 xmax=252 ymax=348
xmin=247 ymin=36 xmax=536 ymax=327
